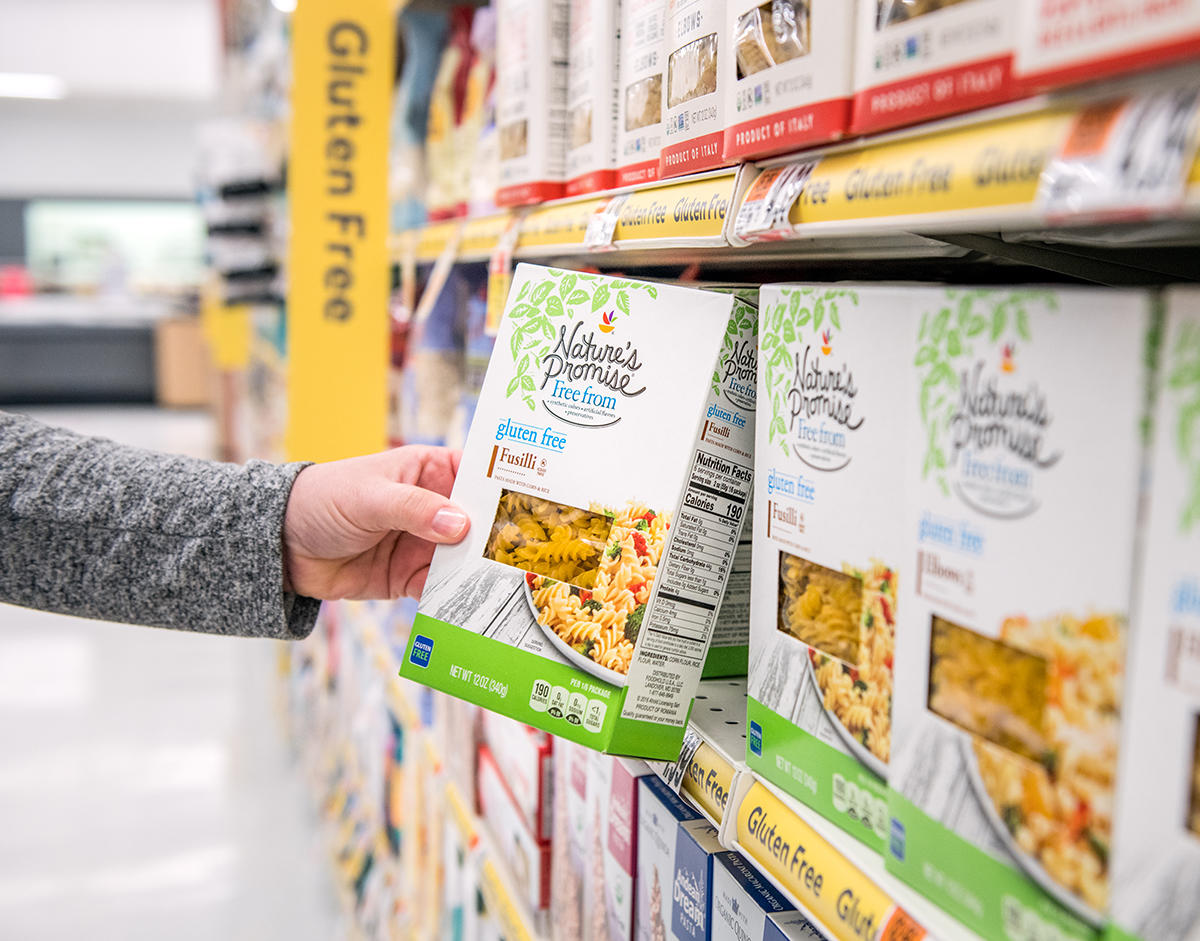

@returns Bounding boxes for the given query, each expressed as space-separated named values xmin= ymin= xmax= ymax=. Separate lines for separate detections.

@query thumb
xmin=371 ymin=482 xmax=470 ymax=543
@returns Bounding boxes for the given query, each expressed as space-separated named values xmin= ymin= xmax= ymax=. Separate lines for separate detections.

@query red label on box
xmin=659 ymin=130 xmax=734 ymax=180
xmin=723 ymin=97 xmax=851 ymax=162
xmin=616 ymin=159 xmax=661 ymax=187
xmin=851 ymin=54 xmax=1015 ymax=135
xmin=1018 ymin=32 xmax=1200 ymax=96
xmin=496 ymin=180 xmax=566 ymax=208
xmin=566 ymin=169 xmax=618 ymax=197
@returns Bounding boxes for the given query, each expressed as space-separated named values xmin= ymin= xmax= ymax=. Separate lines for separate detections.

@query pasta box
xmin=661 ymin=0 xmax=736 ymax=178
xmin=1015 ymin=0 xmax=1200 ymax=95
xmin=552 ymin=739 xmax=591 ymax=941
xmin=748 ymin=284 xmax=919 ymax=854
xmin=710 ymin=850 xmax=798 ymax=941
xmin=495 ymin=0 xmax=569 ymax=206
xmin=850 ymin=0 xmax=1017 ymax=135
xmin=566 ymin=0 xmax=622 ymax=196
xmin=722 ymin=0 xmax=856 ymax=162
xmin=618 ymin=0 xmax=669 ymax=187
xmin=480 ymin=710 xmax=554 ymax=843
xmin=1109 ymin=289 xmax=1200 ymax=941
xmin=886 ymin=287 xmax=1159 ymax=941
xmin=402 ymin=264 xmax=756 ymax=759
xmin=585 ymin=754 xmax=652 ymax=941
xmin=637 ymin=774 xmax=725 ymax=941
xmin=477 ymin=744 xmax=552 ymax=915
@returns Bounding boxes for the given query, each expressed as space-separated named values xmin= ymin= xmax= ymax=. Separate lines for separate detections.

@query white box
xmin=722 ymin=0 xmax=855 ymax=162
xmin=403 ymin=265 xmax=755 ymax=760
xmin=496 ymin=0 xmax=570 ymax=206
xmin=707 ymin=490 xmax=752 ymax=677
xmin=748 ymin=284 xmax=918 ymax=852
xmin=481 ymin=710 xmax=554 ymax=843
xmin=1110 ymin=289 xmax=1200 ymax=941
xmin=886 ymin=287 xmax=1157 ymax=940
xmin=636 ymin=775 xmax=725 ymax=941
xmin=478 ymin=745 xmax=552 ymax=913
xmin=552 ymin=739 xmax=592 ymax=941
xmin=618 ymin=0 xmax=669 ymax=187
xmin=585 ymin=755 xmax=652 ymax=941
xmin=567 ymin=0 xmax=622 ymax=195
xmin=763 ymin=911 xmax=824 ymax=941
xmin=710 ymin=850 xmax=796 ymax=941
xmin=661 ymin=0 xmax=734 ymax=178
xmin=1016 ymin=0 xmax=1200 ymax=94
xmin=851 ymin=0 xmax=1017 ymax=135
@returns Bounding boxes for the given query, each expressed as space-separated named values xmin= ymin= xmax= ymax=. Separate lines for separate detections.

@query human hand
xmin=282 ymin=446 xmax=469 ymax=601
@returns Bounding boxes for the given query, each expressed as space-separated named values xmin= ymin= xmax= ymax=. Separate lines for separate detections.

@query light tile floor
xmin=0 ymin=406 xmax=343 ymax=940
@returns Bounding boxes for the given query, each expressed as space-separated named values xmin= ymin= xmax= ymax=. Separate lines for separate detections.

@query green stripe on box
xmin=1103 ymin=923 xmax=1139 ymax=941
xmin=886 ymin=790 xmax=1101 ymax=941
xmin=746 ymin=697 xmax=887 ymax=853
xmin=401 ymin=613 xmax=686 ymax=758
xmin=701 ymin=643 xmax=748 ymax=678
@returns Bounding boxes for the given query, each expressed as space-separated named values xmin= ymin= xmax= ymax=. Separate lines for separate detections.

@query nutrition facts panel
xmin=643 ymin=447 xmax=752 ymax=655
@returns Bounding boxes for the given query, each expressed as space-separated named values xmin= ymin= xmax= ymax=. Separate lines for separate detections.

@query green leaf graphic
xmin=568 ymin=290 xmax=588 ymax=305
xmin=531 ymin=281 xmax=553 ymax=305
xmin=616 ymin=291 xmax=630 ymax=315
xmin=546 ymin=295 xmax=565 ymax=319
xmin=560 ymin=273 xmax=577 ymax=299
xmin=591 ymin=284 xmax=611 ymax=312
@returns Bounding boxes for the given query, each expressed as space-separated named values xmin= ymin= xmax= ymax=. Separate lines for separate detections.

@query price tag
xmin=1038 ymin=84 xmax=1200 ymax=221
xmin=485 ymin=214 xmax=523 ymax=335
xmin=584 ymin=194 xmax=631 ymax=250
xmin=733 ymin=160 xmax=819 ymax=242
xmin=652 ymin=726 xmax=703 ymax=793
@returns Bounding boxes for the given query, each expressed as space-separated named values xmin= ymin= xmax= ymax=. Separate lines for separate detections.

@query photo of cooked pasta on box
xmin=401 ymin=265 xmax=756 ymax=759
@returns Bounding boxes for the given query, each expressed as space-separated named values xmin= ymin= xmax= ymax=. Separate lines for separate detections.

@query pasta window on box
xmin=734 ymin=0 xmax=810 ymax=79
xmin=624 ymin=75 xmax=662 ymax=132
xmin=928 ymin=615 xmax=1049 ymax=763
xmin=777 ymin=552 xmax=864 ymax=665
xmin=668 ymin=33 xmax=719 ymax=109
xmin=500 ymin=120 xmax=529 ymax=160
xmin=484 ymin=488 xmax=613 ymax=586
xmin=875 ymin=0 xmax=972 ymax=29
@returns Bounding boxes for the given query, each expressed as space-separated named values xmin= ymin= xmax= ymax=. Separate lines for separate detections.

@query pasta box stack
xmin=402 ymin=265 xmax=756 ymax=759
xmin=748 ymin=284 xmax=921 ymax=853
xmin=886 ymin=287 xmax=1160 ymax=941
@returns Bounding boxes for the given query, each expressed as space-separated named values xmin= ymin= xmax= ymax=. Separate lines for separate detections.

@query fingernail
xmin=432 ymin=507 xmax=469 ymax=538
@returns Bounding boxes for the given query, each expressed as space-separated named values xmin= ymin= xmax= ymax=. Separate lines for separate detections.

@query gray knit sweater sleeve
xmin=0 ymin=411 xmax=320 ymax=639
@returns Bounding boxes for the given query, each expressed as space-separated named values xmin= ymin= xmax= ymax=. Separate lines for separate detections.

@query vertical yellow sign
xmin=286 ymin=0 xmax=395 ymax=462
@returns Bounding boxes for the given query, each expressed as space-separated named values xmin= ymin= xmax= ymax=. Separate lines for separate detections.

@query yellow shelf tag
xmin=286 ymin=0 xmax=395 ymax=462
xmin=682 ymin=741 xmax=736 ymax=825
xmin=614 ymin=169 xmax=738 ymax=243
xmin=460 ymin=213 xmax=514 ymax=259
xmin=445 ymin=781 xmax=480 ymax=849
xmin=481 ymin=859 xmax=534 ymax=941
xmin=518 ymin=197 xmax=607 ymax=250
xmin=416 ymin=220 xmax=462 ymax=263
xmin=736 ymin=781 xmax=926 ymax=941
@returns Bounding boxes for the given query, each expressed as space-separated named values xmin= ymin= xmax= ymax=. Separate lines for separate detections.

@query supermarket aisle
xmin=0 ymin=406 xmax=342 ymax=940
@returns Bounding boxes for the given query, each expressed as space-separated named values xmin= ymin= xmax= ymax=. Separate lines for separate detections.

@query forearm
xmin=0 ymin=412 xmax=320 ymax=639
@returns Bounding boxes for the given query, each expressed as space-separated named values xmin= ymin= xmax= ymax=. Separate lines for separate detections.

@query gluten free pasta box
xmin=401 ymin=264 xmax=757 ymax=759
xmin=748 ymin=284 xmax=919 ymax=854
xmin=618 ymin=0 xmax=669 ymax=187
xmin=886 ymin=287 xmax=1159 ymax=941
xmin=1109 ymin=289 xmax=1200 ymax=941
xmin=661 ymin=0 xmax=735 ymax=178
xmin=566 ymin=0 xmax=622 ymax=196
xmin=722 ymin=0 xmax=855 ymax=162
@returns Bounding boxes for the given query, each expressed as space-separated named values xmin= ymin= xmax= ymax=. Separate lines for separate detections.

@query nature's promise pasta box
xmin=402 ymin=264 xmax=757 ymax=759
xmin=1109 ymin=289 xmax=1200 ymax=941
xmin=748 ymin=284 xmax=918 ymax=854
xmin=885 ymin=287 xmax=1158 ymax=941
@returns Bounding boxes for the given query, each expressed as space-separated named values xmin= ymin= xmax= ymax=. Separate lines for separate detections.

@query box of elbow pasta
xmin=402 ymin=264 xmax=756 ymax=759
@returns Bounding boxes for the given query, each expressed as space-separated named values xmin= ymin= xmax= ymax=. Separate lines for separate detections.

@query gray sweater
xmin=0 ymin=411 xmax=320 ymax=639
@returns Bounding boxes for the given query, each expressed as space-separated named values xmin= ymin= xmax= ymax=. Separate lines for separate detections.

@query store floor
xmin=0 ymin=406 xmax=343 ymax=940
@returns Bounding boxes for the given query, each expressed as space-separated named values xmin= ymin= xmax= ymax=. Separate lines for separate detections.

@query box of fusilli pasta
xmin=885 ymin=287 xmax=1159 ymax=941
xmin=402 ymin=264 xmax=757 ymax=759
xmin=1109 ymin=289 xmax=1200 ymax=941
xmin=748 ymin=284 xmax=921 ymax=853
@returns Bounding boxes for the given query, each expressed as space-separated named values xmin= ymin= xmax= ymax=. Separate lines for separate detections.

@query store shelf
xmin=391 ymin=67 xmax=1200 ymax=279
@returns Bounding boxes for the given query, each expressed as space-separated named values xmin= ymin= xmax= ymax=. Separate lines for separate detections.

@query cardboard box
xmin=585 ymin=755 xmax=652 ymax=941
xmin=710 ymin=850 xmax=797 ymax=941
xmin=553 ymin=739 xmax=591 ymax=941
xmin=707 ymin=492 xmax=752 ymax=677
xmin=748 ymin=284 xmax=917 ymax=852
xmin=722 ymin=0 xmax=856 ymax=162
xmin=402 ymin=265 xmax=755 ymax=759
xmin=480 ymin=710 xmax=554 ymax=843
xmin=637 ymin=775 xmax=725 ymax=941
xmin=478 ymin=745 xmax=552 ymax=913
xmin=567 ymin=0 xmax=622 ymax=195
xmin=1109 ymin=288 xmax=1200 ymax=941
xmin=851 ymin=0 xmax=1017 ymax=135
xmin=155 ymin=316 xmax=213 ymax=408
xmin=496 ymin=0 xmax=570 ymax=206
xmin=886 ymin=287 xmax=1158 ymax=941
xmin=1016 ymin=0 xmax=1200 ymax=94
xmin=763 ymin=911 xmax=824 ymax=941
xmin=618 ymin=0 xmax=670 ymax=186
xmin=661 ymin=0 xmax=735 ymax=178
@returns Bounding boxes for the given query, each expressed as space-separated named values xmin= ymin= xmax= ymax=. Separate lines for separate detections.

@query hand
xmin=282 ymin=446 xmax=469 ymax=601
